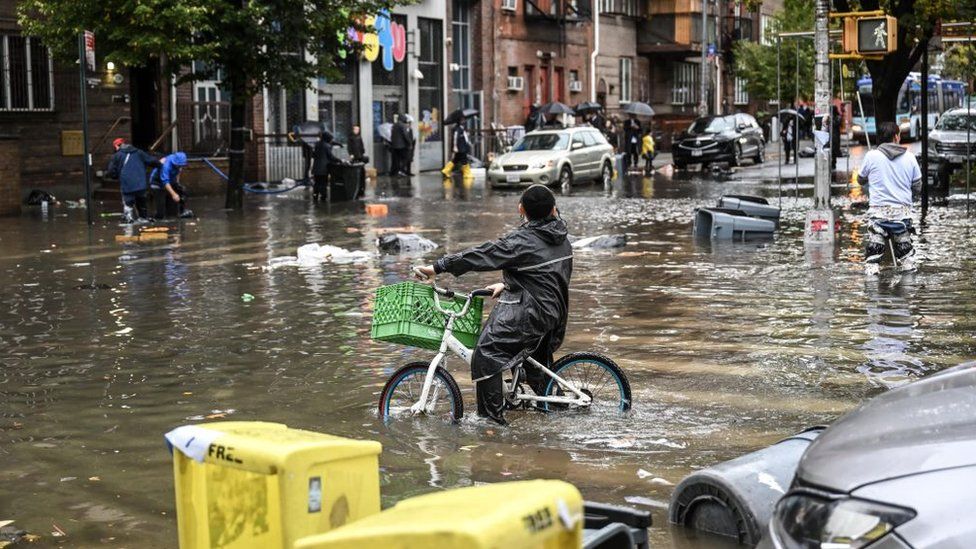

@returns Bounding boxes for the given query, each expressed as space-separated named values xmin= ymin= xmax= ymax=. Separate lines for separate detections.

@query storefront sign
xmin=347 ymin=10 xmax=406 ymax=72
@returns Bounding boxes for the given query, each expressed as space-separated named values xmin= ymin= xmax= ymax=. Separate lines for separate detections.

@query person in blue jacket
xmin=107 ymin=138 xmax=159 ymax=222
xmin=150 ymin=151 xmax=192 ymax=219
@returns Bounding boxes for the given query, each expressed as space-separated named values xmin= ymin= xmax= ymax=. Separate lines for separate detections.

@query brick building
xmin=640 ymin=0 xmax=783 ymax=145
xmin=451 ymin=0 xmax=594 ymax=126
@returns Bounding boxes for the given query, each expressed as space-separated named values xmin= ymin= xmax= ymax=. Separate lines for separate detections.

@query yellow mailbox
xmin=166 ymin=421 xmax=382 ymax=549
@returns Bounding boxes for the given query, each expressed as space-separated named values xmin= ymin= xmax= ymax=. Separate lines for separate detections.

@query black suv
xmin=672 ymin=113 xmax=766 ymax=170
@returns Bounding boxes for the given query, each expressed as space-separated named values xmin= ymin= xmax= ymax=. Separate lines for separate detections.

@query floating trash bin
xmin=668 ymin=427 xmax=824 ymax=545
xmin=329 ymin=163 xmax=366 ymax=202
xmin=693 ymin=207 xmax=776 ymax=240
xmin=165 ymin=421 xmax=382 ymax=549
xmin=716 ymin=195 xmax=781 ymax=223
xmin=294 ymin=480 xmax=584 ymax=549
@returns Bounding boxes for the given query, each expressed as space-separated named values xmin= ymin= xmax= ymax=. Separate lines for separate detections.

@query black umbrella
xmin=573 ymin=101 xmax=602 ymax=115
xmin=444 ymin=107 xmax=479 ymax=125
xmin=778 ymin=108 xmax=806 ymax=120
xmin=540 ymin=101 xmax=575 ymax=116
xmin=621 ymin=101 xmax=655 ymax=117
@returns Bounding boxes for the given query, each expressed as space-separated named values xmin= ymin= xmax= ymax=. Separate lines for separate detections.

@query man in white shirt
xmin=856 ymin=121 xmax=922 ymax=275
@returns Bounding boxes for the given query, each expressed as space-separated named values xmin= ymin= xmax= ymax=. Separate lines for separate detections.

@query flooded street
xmin=2 ymin=169 xmax=975 ymax=548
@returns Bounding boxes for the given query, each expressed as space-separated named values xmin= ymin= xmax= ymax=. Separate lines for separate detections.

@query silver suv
xmin=765 ymin=364 xmax=976 ymax=548
xmin=488 ymin=127 xmax=615 ymax=188
xmin=928 ymin=107 xmax=975 ymax=167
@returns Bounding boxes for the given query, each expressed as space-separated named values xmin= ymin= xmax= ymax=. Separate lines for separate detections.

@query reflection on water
xmin=1 ymin=172 xmax=975 ymax=547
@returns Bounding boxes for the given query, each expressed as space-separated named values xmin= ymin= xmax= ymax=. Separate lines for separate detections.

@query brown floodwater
xmin=1 ymin=171 xmax=974 ymax=548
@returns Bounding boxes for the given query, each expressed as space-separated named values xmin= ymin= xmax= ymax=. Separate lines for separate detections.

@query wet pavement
xmin=1 ymin=165 xmax=975 ymax=548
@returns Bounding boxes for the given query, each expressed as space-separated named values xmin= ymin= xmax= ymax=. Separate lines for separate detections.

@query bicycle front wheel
xmin=543 ymin=352 xmax=632 ymax=412
xmin=378 ymin=362 xmax=464 ymax=423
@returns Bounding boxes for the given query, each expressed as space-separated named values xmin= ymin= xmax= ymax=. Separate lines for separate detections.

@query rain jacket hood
xmin=878 ymin=142 xmax=908 ymax=160
xmin=434 ymin=215 xmax=573 ymax=380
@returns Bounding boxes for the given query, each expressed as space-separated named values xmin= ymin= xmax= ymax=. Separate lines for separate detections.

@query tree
xmin=734 ymin=0 xmax=816 ymax=105
xmin=18 ymin=0 xmax=394 ymax=209
xmin=831 ymin=0 xmax=975 ymax=125
xmin=942 ymin=43 xmax=976 ymax=91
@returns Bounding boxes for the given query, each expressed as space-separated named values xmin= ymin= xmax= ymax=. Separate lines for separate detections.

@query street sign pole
xmin=804 ymin=0 xmax=835 ymax=246
xmin=78 ymin=32 xmax=94 ymax=225
xmin=699 ymin=0 xmax=708 ymax=116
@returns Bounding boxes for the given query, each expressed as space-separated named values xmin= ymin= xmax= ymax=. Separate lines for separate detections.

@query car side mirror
xmin=572 ymin=142 xmax=584 ymax=150
xmin=504 ymin=146 xmax=512 ymax=153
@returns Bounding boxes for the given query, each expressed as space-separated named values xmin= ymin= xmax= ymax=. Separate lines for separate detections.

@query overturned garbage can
xmin=295 ymin=480 xmax=584 ymax=549
xmin=693 ymin=208 xmax=776 ymax=241
xmin=716 ymin=195 xmax=781 ymax=224
xmin=329 ymin=163 xmax=365 ymax=202
xmin=165 ymin=421 xmax=382 ymax=549
xmin=669 ymin=427 xmax=824 ymax=546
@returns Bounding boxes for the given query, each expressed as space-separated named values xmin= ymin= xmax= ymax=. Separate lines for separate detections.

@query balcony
xmin=524 ymin=0 xmax=592 ymax=22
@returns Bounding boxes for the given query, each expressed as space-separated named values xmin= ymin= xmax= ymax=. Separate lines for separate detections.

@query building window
xmin=418 ymin=17 xmax=445 ymax=168
xmin=451 ymin=0 xmax=471 ymax=92
xmin=570 ymin=69 xmax=579 ymax=83
xmin=734 ymin=76 xmax=749 ymax=105
xmin=760 ymin=14 xmax=773 ymax=46
xmin=619 ymin=58 xmax=632 ymax=103
xmin=671 ymin=62 xmax=699 ymax=105
xmin=599 ymin=0 xmax=638 ymax=16
xmin=0 ymin=34 xmax=54 ymax=112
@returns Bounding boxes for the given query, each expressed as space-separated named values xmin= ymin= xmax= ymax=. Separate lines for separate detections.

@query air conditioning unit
xmin=507 ymin=76 xmax=524 ymax=91
xmin=501 ymin=0 xmax=517 ymax=12
xmin=569 ymin=80 xmax=583 ymax=93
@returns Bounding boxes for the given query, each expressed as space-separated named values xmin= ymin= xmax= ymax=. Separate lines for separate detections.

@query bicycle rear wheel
xmin=543 ymin=352 xmax=632 ymax=412
xmin=378 ymin=362 xmax=464 ymax=423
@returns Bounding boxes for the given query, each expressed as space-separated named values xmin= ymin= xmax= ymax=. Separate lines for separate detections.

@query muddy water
xmin=1 ymin=173 xmax=974 ymax=548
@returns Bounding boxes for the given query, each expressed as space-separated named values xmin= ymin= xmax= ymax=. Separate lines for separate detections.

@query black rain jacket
xmin=434 ymin=216 xmax=573 ymax=380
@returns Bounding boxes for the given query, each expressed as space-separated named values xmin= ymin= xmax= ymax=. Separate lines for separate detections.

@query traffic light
xmin=842 ymin=15 xmax=897 ymax=55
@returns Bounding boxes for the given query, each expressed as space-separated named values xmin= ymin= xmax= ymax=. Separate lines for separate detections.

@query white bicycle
xmin=377 ymin=280 xmax=632 ymax=422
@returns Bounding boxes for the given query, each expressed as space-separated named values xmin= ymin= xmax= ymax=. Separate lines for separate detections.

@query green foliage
xmin=942 ymin=44 xmax=976 ymax=85
xmin=733 ymin=0 xmax=815 ymax=104
xmin=16 ymin=0 xmax=398 ymax=103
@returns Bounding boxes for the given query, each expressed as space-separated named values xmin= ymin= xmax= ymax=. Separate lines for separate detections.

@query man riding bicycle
xmin=416 ymin=185 xmax=572 ymax=425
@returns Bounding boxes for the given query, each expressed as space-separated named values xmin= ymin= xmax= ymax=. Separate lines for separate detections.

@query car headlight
xmin=773 ymin=493 xmax=915 ymax=549
xmin=489 ymin=161 xmax=500 ymax=170
xmin=851 ymin=125 xmax=862 ymax=133
xmin=530 ymin=160 xmax=554 ymax=169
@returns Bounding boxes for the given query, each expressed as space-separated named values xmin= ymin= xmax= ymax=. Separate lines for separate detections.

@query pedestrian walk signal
xmin=843 ymin=15 xmax=897 ymax=55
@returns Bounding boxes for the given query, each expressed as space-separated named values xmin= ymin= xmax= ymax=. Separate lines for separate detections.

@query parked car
xmin=928 ymin=107 xmax=976 ymax=185
xmin=488 ymin=127 xmax=614 ymax=188
xmin=672 ymin=113 xmax=766 ymax=170
xmin=764 ymin=363 xmax=976 ymax=548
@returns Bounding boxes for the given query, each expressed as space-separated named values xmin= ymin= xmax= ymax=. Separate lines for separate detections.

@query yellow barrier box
xmin=294 ymin=480 xmax=584 ymax=549
xmin=167 ymin=421 xmax=382 ymax=549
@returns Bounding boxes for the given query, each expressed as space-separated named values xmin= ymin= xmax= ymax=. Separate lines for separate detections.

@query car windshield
xmin=688 ymin=117 xmax=732 ymax=135
xmin=936 ymin=113 xmax=976 ymax=132
xmin=513 ymin=133 xmax=570 ymax=151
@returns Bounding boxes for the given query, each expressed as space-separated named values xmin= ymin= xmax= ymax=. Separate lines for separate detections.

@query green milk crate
xmin=371 ymin=282 xmax=484 ymax=351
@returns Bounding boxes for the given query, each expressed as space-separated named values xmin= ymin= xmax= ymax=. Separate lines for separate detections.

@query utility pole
xmin=699 ymin=0 xmax=709 ymax=116
xmin=78 ymin=32 xmax=94 ymax=225
xmin=804 ymin=0 xmax=835 ymax=245
xmin=920 ymin=45 xmax=929 ymax=220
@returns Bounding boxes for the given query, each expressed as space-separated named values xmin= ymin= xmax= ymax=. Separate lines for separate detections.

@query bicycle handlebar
xmin=412 ymin=267 xmax=495 ymax=318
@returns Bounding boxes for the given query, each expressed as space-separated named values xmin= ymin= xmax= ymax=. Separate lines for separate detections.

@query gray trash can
xmin=693 ymin=208 xmax=776 ymax=240
xmin=669 ymin=427 xmax=824 ymax=545
xmin=716 ymin=195 xmax=781 ymax=223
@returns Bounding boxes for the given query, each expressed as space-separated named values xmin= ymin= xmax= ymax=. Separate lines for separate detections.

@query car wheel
xmin=731 ymin=144 xmax=742 ymax=167
xmin=754 ymin=143 xmax=765 ymax=164
xmin=600 ymin=161 xmax=613 ymax=185
xmin=559 ymin=165 xmax=573 ymax=187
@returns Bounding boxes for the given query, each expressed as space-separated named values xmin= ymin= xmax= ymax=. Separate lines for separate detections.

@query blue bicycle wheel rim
xmin=542 ymin=359 xmax=627 ymax=412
